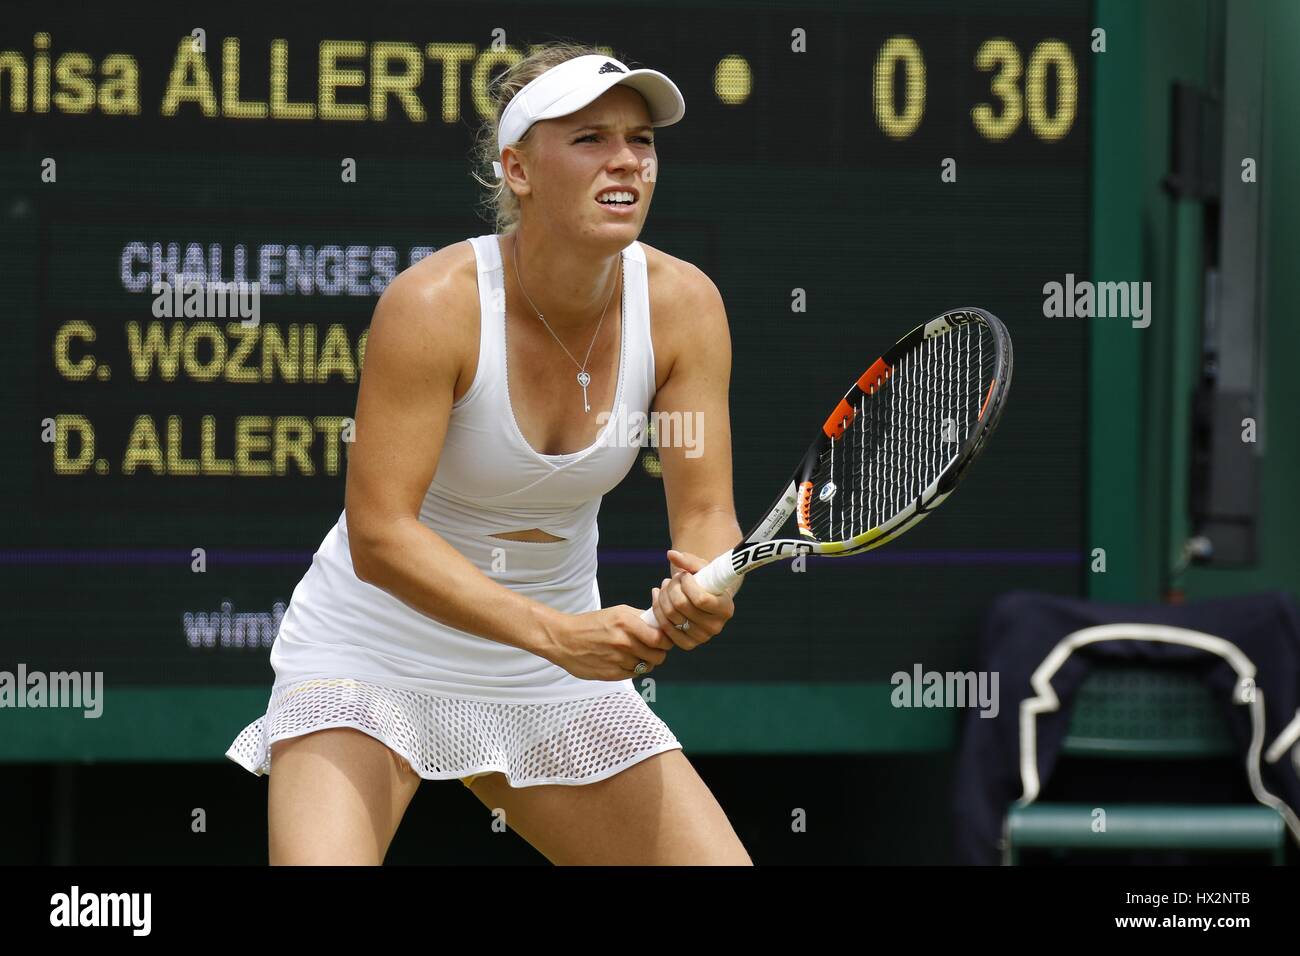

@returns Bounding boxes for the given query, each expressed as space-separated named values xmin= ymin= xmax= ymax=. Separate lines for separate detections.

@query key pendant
xmin=577 ymin=371 xmax=591 ymax=412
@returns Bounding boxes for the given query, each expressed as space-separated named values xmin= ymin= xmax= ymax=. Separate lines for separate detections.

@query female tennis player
xmin=226 ymin=42 xmax=751 ymax=865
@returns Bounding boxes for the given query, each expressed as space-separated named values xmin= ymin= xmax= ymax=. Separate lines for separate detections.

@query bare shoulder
xmin=639 ymin=240 xmax=724 ymax=316
xmin=368 ymin=241 xmax=481 ymax=399
xmin=637 ymin=240 xmax=729 ymax=387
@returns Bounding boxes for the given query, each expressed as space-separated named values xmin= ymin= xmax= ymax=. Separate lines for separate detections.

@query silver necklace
xmin=512 ymin=238 xmax=621 ymax=413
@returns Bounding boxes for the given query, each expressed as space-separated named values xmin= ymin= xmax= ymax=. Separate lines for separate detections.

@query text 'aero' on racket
xmin=639 ymin=306 xmax=1013 ymax=623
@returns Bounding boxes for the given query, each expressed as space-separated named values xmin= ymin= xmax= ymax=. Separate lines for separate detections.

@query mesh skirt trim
xmin=225 ymin=676 xmax=682 ymax=788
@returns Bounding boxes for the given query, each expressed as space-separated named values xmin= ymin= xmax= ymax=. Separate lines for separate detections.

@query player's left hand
xmin=648 ymin=549 xmax=736 ymax=650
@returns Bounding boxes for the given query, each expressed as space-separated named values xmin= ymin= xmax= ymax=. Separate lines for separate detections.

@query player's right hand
xmin=539 ymin=606 xmax=673 ymax=681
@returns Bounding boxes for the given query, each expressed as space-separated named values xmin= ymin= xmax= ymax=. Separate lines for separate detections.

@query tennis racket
xmin=639 ymin=306 xmax=1012 ymax=624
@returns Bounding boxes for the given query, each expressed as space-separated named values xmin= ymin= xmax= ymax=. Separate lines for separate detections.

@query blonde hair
xmin=470 ymin=40 xmax=629 ymax=235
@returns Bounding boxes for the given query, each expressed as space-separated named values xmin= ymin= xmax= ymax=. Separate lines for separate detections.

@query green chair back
xmin=1062 ymin=664 xmax=1236 ymax=758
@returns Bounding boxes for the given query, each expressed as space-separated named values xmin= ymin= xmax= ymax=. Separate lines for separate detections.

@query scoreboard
xmin=0 ymin=0 xmax=1089 ymax=748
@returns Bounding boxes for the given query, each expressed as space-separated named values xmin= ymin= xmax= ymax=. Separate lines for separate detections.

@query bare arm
xmin=644 ymin=264 xmax=744 ymax=647
xmin=653 ymin=263 xmax=745 ymax=582
xmin=344 ymin=259 xmax=562 ymax=654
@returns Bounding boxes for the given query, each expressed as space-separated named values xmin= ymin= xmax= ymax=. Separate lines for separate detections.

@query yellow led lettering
xmin=222 ymin=37 xmax=268 ymax=119
xmin=274 ymin=417 xmax=315 ymax=475
xmin=319 ymin=40 xmax=366 ymax=121
xmin=183 ymin=322 xmax=225 ymax=382
xmin=426 ymin=42 xmax=477 ymax=123
xmin=314 ymin=416 xmax=347 ymax=475
xmin=370 ymin=41 xmax=424 ymax=121
xmin=315 ymin=324 xmax=357 ymax=383
xmin=166 ymin=415 xmax=200 ymax=475
xmin=53 ymin=414 xmax=94 ymax=475
xmin=1025 ymin=40 xmax=1076 ymax=142
xmin=122 ymin=415 xmax=165 ymax=474
xmin=235 ymin=416 xmax=273 ymax=475
xmin=53 ymin=321 xmax=96 ymax=380
xmin=972 ymin=38 xmax=1022 ymax=142
xmin=161 ymin=38 xmax=218 ymax=117
xmin=269 ymin=39 xmax=314 ymax=119
xmin=873 ymin=36 xmax=925 ymax=140
xmin=200 ymin=416 xmax=234 ymax=475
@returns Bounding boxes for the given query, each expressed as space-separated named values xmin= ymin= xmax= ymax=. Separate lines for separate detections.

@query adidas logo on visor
xmin=598 ymin=62 xmax=625 ymax=74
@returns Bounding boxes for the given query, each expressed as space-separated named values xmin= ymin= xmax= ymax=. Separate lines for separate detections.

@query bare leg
xmin=465 ymin=749 xmax=752 ymax=865
xmin=268 ymin=728 xmax=423 ymax=865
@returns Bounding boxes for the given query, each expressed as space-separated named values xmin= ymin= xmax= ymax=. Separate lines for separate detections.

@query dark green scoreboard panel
xmin=0 ymin=1 xmax=1088 ymax=749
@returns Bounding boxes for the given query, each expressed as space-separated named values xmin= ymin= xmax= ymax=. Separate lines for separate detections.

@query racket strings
xmin=807 ymin=323 xmax=997 ymax=543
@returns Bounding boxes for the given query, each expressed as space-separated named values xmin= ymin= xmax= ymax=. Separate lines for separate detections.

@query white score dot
xmin=714 ymin=55 xmax=752 ymax=105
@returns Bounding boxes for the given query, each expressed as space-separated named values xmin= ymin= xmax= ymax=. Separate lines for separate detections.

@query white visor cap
xmin=494 ymin=54 xmax=685 ymax=177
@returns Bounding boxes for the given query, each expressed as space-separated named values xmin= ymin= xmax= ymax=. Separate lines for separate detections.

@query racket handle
xmin=638 ymin=549 xmax=740 ymax=626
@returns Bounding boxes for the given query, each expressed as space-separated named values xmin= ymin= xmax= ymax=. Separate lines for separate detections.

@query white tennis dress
xmin=226 ymin=233 xmax=682 ymax=786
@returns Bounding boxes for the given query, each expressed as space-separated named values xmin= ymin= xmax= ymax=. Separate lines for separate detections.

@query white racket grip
xmin=638 ymin=549 xmax=740 ymax=625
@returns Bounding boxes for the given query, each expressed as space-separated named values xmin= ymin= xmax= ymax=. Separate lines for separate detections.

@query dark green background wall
xmin=1091 ymin=0 xmax=1300 ymax=604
